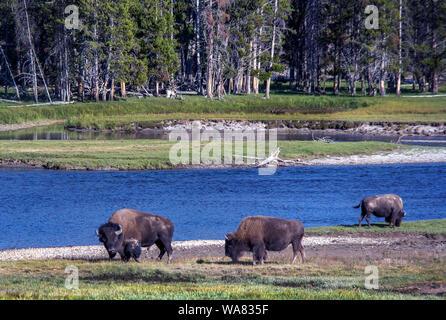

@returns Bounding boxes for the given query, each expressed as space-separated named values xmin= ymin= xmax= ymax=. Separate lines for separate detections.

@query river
xmin=2 ymin=125 xmax=446 ymax=147
xmin=0 ymin=163 xmax=445 ymax=250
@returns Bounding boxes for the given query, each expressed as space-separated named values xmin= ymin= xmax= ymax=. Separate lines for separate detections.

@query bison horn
xmin=115 ymin=225 xmax=123 ymax=235
xmin=95 ymin=229 xmax=99 ymax=237
xmin=225 ymin=234 xmax=230 ymax=240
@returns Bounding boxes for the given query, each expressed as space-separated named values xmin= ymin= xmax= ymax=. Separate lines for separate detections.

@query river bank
xmin=1 ymin=220 xmax=444 ymax=261
xmin=68 ymin=119 xmax=446 ymax=137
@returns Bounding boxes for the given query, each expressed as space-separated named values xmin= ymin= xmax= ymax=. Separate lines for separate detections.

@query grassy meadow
xmin=1 ymin=90 xmax=446 ymax=128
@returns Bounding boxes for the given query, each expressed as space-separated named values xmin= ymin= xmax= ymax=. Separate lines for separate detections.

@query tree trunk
xmin=206 ymin=0 xmax=214 ymax=98
xmin=195 ymin=0 xmax=203 ymax=94
xmin=110 ymin=78 xmax=115 ymax=101
xmin=396 ymin=0 xmax=402 ymax=97
xmin=379 ymin=50 xmax=387 ymax=96
xmin=120 ymin=81 xmax=126 ymax=97
xmin=264 ymin=0 xmax=278 ymax=99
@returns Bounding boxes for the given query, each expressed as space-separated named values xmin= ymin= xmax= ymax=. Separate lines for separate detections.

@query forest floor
xmin=0 ymin=220 xmax=444 ymax=299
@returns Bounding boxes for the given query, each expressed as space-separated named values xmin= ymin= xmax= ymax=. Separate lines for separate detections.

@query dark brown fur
xmin=97 ymin=208 xmax=174 ymax=263
xmin=225 ymin=215 xmax=305 ymax=265
xmin=354 ymin=194 xmax=406 ymax=228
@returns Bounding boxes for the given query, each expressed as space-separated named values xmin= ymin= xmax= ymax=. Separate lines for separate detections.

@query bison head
xmin=225 ymin=233 xmax=243 ymax=262
xmin=395 ymin=211 xmax=406 ymax=227
xmin=96 ymin=222 xmax=124 ymax=259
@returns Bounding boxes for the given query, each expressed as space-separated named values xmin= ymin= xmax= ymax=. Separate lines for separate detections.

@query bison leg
xmin=389 ymin=209 xmax=397 ymax=228
xmin=365 ymin=213 xmax=371 ymax=228
xmin=158 ymin=236 xmax=173 ymax=264
xmin=155 ymin=240 xmax=167 ymax=260
xmin=358 ymin=214 xmax=364 ymax=227
xmin=252 ymin=242 xmax=266 ymax=266
xmin=389 ymin=214 xmax=397 ymax=228
xmin=292 ymin=237 xmax=305 ymax=264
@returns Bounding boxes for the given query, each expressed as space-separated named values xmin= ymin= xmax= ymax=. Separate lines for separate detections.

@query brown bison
xmin=225 ymin=215 xmax=305 ymax=265
xmin=96 ymin=208 xmax=174 ymax=263
xmin=354 ymin=194 xmax=406 ymax=228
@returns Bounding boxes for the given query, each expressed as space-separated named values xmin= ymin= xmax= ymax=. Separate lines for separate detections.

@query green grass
xmin=0 ymin=253 xmax=444 ymax=299
xmin=1 ymin=93 xmax=446 ymax=127
xmin=306 ymin=219 xmax=446 ymax=235
xmin=0 ymin=140 xmax=413 ymax=170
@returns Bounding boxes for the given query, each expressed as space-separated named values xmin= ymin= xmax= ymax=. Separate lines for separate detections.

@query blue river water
xmin=0 ymin=163 xmax=445 ymax=250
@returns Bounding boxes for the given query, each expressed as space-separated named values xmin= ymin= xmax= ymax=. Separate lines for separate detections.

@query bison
xmin=123 ymin=238 xmax=142 ymax=262
xmin=96 ymin=208 xmax=174 ymax=263
xmin=225 ymin=215 xmax=305 ymax=265
xmin=354 ymin=194 xmax=406 ymax=228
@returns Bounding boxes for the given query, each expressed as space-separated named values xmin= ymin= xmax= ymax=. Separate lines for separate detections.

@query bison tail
xmin=353 ymin=203 xmax=361 ymax=209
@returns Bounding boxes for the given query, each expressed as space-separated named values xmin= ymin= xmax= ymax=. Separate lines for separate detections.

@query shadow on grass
xmin=196 ymin=259 xmax=281 ymax=266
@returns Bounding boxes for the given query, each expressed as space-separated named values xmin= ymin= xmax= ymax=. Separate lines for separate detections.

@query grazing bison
xmin=123 ymin=238 xmax=142 ymax=262
xmin=354 ymin=194 xmax=406 ymax=228
xmin=96 ymin=208 xmax=174 ymax=263
xmin=225 ymin=215 xmax=305 ymax=265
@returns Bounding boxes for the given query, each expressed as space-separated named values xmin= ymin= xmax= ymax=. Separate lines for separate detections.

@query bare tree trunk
xmin=93 ymin=0 xmax=99 ymax=102
xmin=23 ymin=0 xmax=38 ymax=102
xmin=253 ymin=31 xmax=259 ymax=94
xmin=206 ymin=0 xmax=214 ymax=98
xmin=264 ymin=0 xmax=278 ymax=99
xmin=396 ymin=0 xmax=402 ymax=97
xmin=121 ymin=81 xmax=126 ymax=97
xmin=110 ymin=78 xmax=115 ymax=101
xmin=379 ymin=50 xmax=387 ymax=96
xmin=195 ymin=0 xmax=203 ymax=94
xmin=103 ymin=17 xmax=114 ymax=102
xmin=246 ymin=41 xmax=252 ymax=94
xmin=0 ymin=46 xmax=20 ymax=99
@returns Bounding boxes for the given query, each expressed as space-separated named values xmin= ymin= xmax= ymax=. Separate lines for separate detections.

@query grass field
xmin=306 ymin=219 xmax=446 ymax=235
xmin=0 ymin=140 xmax=411 ymax=170
xmin=0 ymin=220 xmax=444 ymax=300
xmin=1 ymin=92 xmax=446 ymax=128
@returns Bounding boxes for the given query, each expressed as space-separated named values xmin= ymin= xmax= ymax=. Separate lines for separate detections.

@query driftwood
xmin=311 ymin=131 xmax=334 ymax=143
xmin=0 ymin=98 xmax=22 ymax=104
xmin=176 ymin=90 xmax=198 ymax=95
xmin=3 ymin=101 xmax=75 ymax=108
xmin=234 ymin=147 xmax=308 ymax=167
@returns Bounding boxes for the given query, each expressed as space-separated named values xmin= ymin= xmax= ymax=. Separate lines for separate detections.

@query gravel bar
xmin=0 ymin=236 xmax=399 ymax=261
